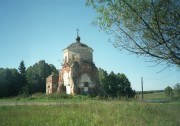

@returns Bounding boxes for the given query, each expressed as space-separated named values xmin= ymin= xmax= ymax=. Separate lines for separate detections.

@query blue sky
xmin=0 ymin=0 xmax=179 ymax=91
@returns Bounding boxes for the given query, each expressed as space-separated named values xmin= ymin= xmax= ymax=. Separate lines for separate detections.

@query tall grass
xmin=0 ymin=101 xmax=180 ymax=126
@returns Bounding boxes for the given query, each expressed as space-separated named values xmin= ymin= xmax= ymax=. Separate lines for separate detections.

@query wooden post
xmin=141 ymin=77 xmax=144 ymax=100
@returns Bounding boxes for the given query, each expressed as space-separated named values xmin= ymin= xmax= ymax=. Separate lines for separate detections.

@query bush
xmin=73 ymin=95 xmax=91 ymax=100
xmin=174 ymin=83 xmax=180 ymax=99
xmin=47 ymin=92 xmax=73 ymax=100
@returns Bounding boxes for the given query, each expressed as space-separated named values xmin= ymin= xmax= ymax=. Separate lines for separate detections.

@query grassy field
xmin=137 ymin=91 xmax=168 ymax=100
xmin=0 ymin=101 xmax=180 ymax=126
xmin=0 ymin=92 xmax=180 ymax=126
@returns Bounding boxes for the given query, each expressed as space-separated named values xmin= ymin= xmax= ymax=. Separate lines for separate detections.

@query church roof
xmin=64 ymin=36 xmax=93 ymax=51
xmin=67 ymin=42 xmax=89 ymax=48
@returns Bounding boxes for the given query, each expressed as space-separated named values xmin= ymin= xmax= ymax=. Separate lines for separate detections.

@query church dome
xmin=62 ymin=35 xmax=94 ymax=64
xmin=67 ymin=42 xmax=90 ymax=49
xmin=65 ymin=36 xmax=93 ymax=51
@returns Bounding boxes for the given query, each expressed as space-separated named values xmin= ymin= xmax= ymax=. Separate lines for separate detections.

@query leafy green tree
xmin=98 ymin=68 xmax=135 ymax=98
xmin=165 ymin=86 xmax=173 ymax=99
xmin=7 ymin=68 xmax=21 ymax=96
xmin=174 ymin=83 xmax=180 ymax=98
xmin=98 ymin=68 xmax=108 ymax=86
xmin=106 ymin=71 xmax=117 ymax=96
xmin=116 ymin=73 xmax=135 ymax=98
xmin=26 ymin=60 xmax=58 ymax=94
xmin=86 ymin=0 xmax=180 ymax=67
xmin=0 ymin=68 xmax=20 ymax=97
xmin=0 ymin=60 xmax=58 ymax=97
xmin=0 ymin=68 xmax=9 ymax=97
xmin=98 ymin=68 xmax=108 ymax=95
xmin=98 ymin=68 xmax=108 ymax=91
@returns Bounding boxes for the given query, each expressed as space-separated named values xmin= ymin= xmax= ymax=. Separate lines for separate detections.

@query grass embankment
xmin=0 ymin=101 xmax=180 ymax=126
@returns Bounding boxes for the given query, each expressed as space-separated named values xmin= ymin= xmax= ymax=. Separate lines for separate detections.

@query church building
xmin=46 ymin=33 xmax=100 ymax=95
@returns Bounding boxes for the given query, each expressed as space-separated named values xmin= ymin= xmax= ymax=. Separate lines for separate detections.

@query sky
xmin=0 ymin=0 xmax=179 ymax=91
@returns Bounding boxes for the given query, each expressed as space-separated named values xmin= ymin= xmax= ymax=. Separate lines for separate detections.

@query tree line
xmin=0 ymin=60 xmax=58 ymax=98
xmin=165 ymin=83 xmax=180 ymax=100
xmin=0 ymin=60 xmax=135 ymax=98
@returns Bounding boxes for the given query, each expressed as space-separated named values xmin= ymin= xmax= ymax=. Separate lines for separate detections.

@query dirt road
xmin=0 ymin=102 xmax=78 ymax=106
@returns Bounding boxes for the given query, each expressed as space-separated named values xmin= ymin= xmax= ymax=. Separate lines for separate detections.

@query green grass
xmin=137 ymin=91 xmax=170 ymax=100
xmin=0 ymin=91 xmax=168 ymax=102
xmin=0 ymin=92 xmax=179 ymax=125
xmin=0 ymin=101 xmax=180 ymax=126
xmin=0 ymin=93 xmax=93 ymax=103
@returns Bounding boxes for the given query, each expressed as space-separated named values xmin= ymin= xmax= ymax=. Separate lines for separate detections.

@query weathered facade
xmin=46 ymin=73 xmax=59 ymax=94
xmin=46 ymin=35 xmax=100 ymax=95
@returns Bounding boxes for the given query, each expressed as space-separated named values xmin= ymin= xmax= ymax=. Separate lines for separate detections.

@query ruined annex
xmin=46 ymin=35 xmax=100 ymax=95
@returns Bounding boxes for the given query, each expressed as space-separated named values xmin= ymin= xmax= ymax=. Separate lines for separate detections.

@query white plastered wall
xmin=66 ymin=46 xmax=93 ymax=63
xmin=78 ymin=73 xmax=94 ymax=88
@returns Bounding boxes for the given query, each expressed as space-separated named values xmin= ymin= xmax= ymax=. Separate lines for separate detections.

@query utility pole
xmin=141 ymin=77 xmax=144 ymax=100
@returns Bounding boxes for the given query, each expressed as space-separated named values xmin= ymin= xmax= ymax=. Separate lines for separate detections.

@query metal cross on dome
xmin=76 ymin=28 xmax=81 ymax=42
xmin=76 ymin=28 xmax=79 ymax=37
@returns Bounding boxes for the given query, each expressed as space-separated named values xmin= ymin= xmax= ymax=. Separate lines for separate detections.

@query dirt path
xmin=0 ymin=102 xmax=79 ymax=106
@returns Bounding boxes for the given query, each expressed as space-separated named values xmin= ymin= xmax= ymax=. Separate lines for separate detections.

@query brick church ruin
xmin=46 ymin=34 xmax=100 ymax=95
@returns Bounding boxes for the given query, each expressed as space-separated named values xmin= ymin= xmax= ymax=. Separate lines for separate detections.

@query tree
xmin=98 ymin=68 xmax=135 ymax=98
xmin=0 ymin=60 xmax=58 ymax=97
xmin=86 ymin=0 xmax=180 ymax=67
xmin=18 ymin=61 xmax=26 ymax=78
xmin=98 ymin=68 xmax=108 ymax=86
xmin=98 ymin=68 xmax=108 ymax=95
xmin=165 ymin=86 xmax=173 ymax=99
xmin=98 ymin=68 xmax=108 ymax=90
xmin=18 ymin=60 xmax=28 ymax=95
xmin=116 ymin=73 xmax=135 ymax=98
xmin=0 ymin=68 xmax=20 ymax=97
xmin=26 ymin=60 xmax=58 ymax=94
xmin=106 ymin=71 xmax=118 ymax=96
xmin=174 ymin=83 xmax=180 ymax=98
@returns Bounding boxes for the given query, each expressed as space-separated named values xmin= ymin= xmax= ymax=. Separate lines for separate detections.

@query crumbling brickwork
xmin=46 ymin=73 xmax=59 ymax=94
